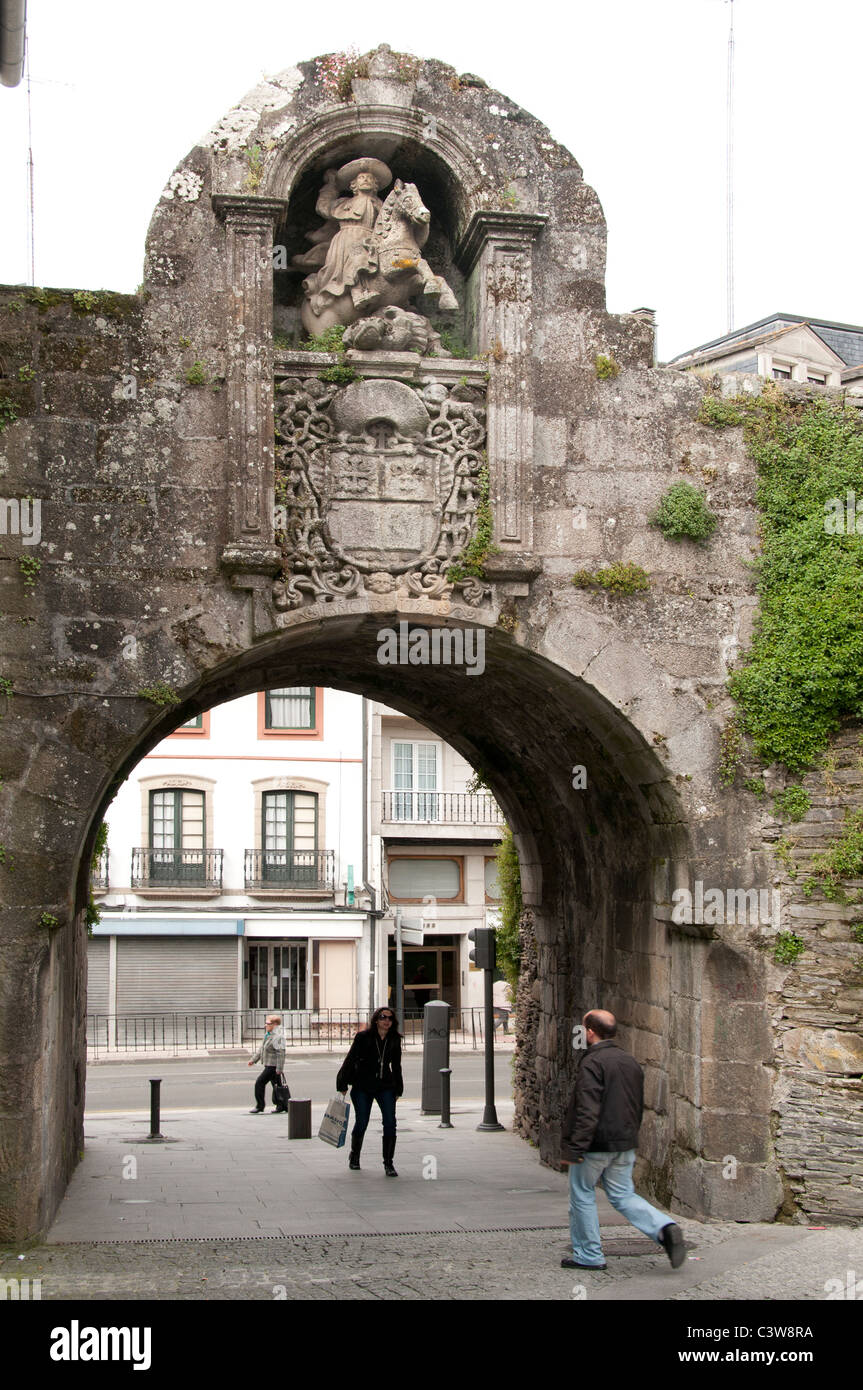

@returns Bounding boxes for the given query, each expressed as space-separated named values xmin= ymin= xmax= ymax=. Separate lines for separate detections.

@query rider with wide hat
xmin=303 ymin=157 xmax=393 ymax=316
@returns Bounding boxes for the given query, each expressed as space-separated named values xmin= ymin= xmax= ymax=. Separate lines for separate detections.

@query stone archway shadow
xmin=73 ymin=609 xmax=711 ymax=1216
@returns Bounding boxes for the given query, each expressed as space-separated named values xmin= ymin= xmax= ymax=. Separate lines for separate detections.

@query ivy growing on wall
xmin=86 ymin=821 xmax=109 ymax=936
xmin=494 ymin=824 xmax=523 ymax=993
xmin=803 ymin=807 xmax=863 ymax=902
xmin=0 ymin=395 xmax=19 ymax=434
xmin=705 ymin=387 xmax=863 ymax=772
xmin=447 ymin=464 xmax=497 ymax=582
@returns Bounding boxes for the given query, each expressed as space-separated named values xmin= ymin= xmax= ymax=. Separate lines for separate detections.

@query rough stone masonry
xmin=0 ymin=43 xmax=860 ymax=1240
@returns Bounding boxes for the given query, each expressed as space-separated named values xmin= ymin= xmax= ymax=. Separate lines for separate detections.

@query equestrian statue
xmin=292 ymin=157 xmax=458 ymax=346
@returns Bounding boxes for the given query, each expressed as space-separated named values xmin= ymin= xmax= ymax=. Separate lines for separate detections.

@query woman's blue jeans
xmin=350 ymin=1086 xmax=397 ymax=1142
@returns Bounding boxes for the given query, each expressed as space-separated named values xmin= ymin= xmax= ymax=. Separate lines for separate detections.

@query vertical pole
xmin=439 ymin=1068 xmax=453 ymax=1129
xmin=476 ymin=967 xmax=504 ymax=1131
xmin=148 ymin=1079 xmax=163 ymax=1139
xmin=395 ymin=909 xmax=404 ymax=1024
xmin=726 ymin=0 xmax=735 ymax=332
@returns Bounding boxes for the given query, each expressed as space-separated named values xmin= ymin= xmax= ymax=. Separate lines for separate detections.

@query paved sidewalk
xmin=3 ymin=1095 xmax=860 ymax=1301
xmin=47 ymin=1098 xmax=593 ymax=1241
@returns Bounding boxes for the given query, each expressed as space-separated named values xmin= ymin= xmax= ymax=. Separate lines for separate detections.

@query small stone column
xmin=457 ymin=212 xmax=547 ymax=553
xmin=212 ymin=195 xmax=286 ymax=581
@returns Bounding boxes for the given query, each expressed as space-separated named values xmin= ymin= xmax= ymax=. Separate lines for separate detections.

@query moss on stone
xmin=572 ymin=562 xmax=650 ymax=595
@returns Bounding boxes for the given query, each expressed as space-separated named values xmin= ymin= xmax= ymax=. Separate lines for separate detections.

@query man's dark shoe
xmin=660 ymin=1222 xmax=686 ymax=1269
xmin=348 ymin=1150 xmax=361 ymax=1171
xmin=561 ymin=1257 xmax=606 ymax=1270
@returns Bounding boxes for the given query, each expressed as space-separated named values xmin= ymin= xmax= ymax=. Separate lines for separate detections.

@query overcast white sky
xmin=1 ymin=0 xmax=861 ymax=360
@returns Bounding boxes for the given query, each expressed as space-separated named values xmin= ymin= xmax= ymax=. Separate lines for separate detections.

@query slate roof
xmin=669 ymin=313 xmax=863 ymax=369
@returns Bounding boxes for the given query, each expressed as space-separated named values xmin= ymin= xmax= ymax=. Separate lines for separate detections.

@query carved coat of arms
xmin=274 ymin=375 xmax=488 ymax=609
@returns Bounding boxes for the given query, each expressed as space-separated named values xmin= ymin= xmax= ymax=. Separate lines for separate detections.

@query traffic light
xmin=468 ymin=927 xmax=495 ymax=971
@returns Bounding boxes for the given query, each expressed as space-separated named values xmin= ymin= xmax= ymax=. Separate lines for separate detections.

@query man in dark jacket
xmin=559 ymin=1009 xmax=686 ymax=1271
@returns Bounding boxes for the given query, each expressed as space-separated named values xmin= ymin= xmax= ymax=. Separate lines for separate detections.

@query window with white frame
xmin=392 ymin=740 xmax=439 ymax=821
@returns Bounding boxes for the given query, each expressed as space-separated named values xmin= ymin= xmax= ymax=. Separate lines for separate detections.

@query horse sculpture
xmin=298 ymin=179 xmax=458 ymax=338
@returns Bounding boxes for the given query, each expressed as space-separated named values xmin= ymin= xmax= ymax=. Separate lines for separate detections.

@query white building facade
xmin=90 ymin=686 xmax=369 ymax=1039
xmin=89 ymin=688 xmax=507 ymax=1041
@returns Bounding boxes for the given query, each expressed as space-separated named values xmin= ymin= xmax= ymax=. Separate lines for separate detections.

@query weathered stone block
xmin=702 ymin=1112 xmax=773 ymax=1164
xmin=670 ymin=1049 xmax=699 ymax=1103
xmin=701 ymin=1059 xmax=773 ymax=1112
xmin=701 ymin=1002 xmax=774 ymax=1062
xmin=782 ymin=1027 xmax=863 ymax=1075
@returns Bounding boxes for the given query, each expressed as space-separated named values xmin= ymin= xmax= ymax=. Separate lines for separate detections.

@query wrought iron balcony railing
xmin=244 ymin=848 xmax=335 ymax=892
xmin=381 ymin=791 xmax=503 ymax=825
xmin=131 ymin=848 xmax=223 ymax=890
xmin=91 ymin=849 xmax=109 ymax=892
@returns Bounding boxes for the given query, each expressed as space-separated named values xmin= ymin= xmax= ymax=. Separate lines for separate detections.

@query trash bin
xmin=288 ymin=1098 xmax=312 ymax=1139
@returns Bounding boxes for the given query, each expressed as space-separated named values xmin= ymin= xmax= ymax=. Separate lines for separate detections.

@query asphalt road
xmin=85 ymin=1052 xmax=514 ymax=1113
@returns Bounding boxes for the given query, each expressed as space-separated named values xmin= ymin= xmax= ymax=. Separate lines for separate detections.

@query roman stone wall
xmin=764 ymin=727 xmax=863 ymax=1222
xmin=0 ymin=47 xmax=859 ymax=1238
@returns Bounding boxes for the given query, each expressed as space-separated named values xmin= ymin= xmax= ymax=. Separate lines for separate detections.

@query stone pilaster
xmin=212 ymin=195 xmax=286 ymax=575
xmin=457 ymin=212 xmax=547 ymax=552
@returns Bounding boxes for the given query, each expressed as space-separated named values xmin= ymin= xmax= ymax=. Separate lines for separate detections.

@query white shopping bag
xmin=318 ymin=1094 xmax=350 ymax=1148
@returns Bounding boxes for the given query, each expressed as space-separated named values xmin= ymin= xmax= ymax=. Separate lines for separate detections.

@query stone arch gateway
xmin=1 ymin=44 xmax=830 ymax=1240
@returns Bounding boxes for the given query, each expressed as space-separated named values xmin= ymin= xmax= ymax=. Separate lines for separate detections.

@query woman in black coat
xmin=337 ymin=1007 xmax=403 ymax=1175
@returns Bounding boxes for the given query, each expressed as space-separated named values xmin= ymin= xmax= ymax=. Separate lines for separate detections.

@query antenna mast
xmin=725 ymin=0 xmax=735 ymax=332
xmin=25 ymin=37 xmax=35 ymax=286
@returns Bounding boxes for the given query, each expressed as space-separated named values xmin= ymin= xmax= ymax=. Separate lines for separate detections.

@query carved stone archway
xmin=1 ymin=45 xmax=825 ymax=1239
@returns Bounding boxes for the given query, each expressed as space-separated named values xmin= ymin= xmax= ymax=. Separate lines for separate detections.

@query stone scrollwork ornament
xmin=273 ymin=375 xmax=491 ymax=610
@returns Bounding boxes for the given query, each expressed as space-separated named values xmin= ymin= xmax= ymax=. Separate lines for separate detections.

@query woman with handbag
xmin=337 ymin=1007 xmax=403 ymax=1175
xmin=247 ymin=1014 xmax=286 ymax=1113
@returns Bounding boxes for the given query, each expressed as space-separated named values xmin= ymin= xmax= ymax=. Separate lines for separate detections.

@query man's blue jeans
xmin=350 ymin=1086 xmax=397 ymax=1141
xmin=568 ymin=1149 xmax=670 ymax=1266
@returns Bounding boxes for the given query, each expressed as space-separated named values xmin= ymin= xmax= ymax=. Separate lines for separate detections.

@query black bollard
xmin=148 ymin=1078 xmax=163 ymax=1139
xmin=288 ymin=1098 xmax=312 ymax=1139
xmin=439 ymin=1068 xmax=453 ymax=1129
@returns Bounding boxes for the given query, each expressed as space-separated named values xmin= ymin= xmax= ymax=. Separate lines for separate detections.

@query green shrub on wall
xmin=649 ymin=481 xmax=718 ymax=543
xmin=706 ymin=389 xmax=863 ymax=771
xmin=572 ymin=562 xmax=650 ymax=595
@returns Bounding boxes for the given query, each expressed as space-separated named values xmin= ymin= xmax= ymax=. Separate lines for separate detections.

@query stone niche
xmin=274 ymin=142 xmax=467 ymax=351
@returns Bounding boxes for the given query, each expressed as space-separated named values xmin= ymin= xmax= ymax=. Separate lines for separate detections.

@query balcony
xmin=131 ymin=848 xmax=223 ymax=894
xmin=91 ymin=848 xmax=109 ymax=894
xmin=381 ymin=791 xmax=503 ymax=826
xmin=244 ymin=848 xmax=335 ymax=894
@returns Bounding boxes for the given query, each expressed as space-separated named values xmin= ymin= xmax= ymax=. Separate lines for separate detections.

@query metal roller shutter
xmin=86 ymin=938 xmax=110 ymax=1015
xmin=116 ymin=937 xmax=238 ymax=1014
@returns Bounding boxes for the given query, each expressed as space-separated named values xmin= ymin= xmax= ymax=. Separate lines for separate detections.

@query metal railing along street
xmin=86 ymin=1007 xmax=502 ymax=1057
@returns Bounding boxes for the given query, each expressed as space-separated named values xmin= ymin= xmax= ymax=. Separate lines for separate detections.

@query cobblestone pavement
xmin=3 ymin=1220 xmax=861 ymax=1301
